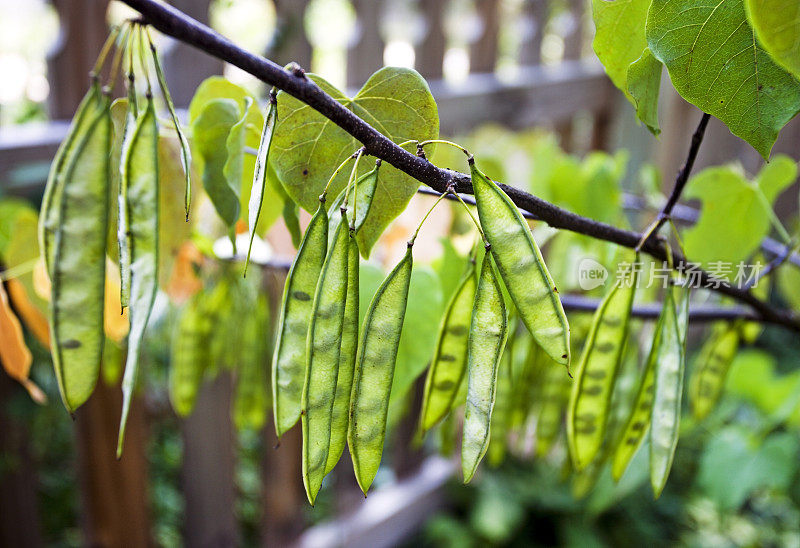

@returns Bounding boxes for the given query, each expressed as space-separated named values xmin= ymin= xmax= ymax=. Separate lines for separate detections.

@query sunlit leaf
xmin=272 ymin=67 xmax=439 ymax=257
xmin=647 ymin=0 xmax=800 ymax=158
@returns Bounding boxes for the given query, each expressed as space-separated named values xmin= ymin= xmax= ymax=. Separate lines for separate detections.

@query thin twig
xmin=635 ymin=112 xmax=710 ymax=251
xmin=119 ymin=0 xmax=800 ymax=333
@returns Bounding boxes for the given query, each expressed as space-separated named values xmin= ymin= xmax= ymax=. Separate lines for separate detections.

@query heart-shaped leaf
xmin=272 ymin=67 xmax=439 ymax=257
xmin=647 ymin=0 xmax=800 ymax=158
xmin=745 ymin=0 xmax=800 ymax=80
xmin=592 ymin=0 xmax=661 ymax=135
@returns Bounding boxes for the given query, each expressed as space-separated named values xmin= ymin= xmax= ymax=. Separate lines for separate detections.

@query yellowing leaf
xmin=0 ymin=281 xmax=45 ymax=403
xmin=166 ymin=241 xmax=204 ymax=305
xmin=33 ymin=257 xmax=51 ymax=300
xmin=6 ymin=278 xmax=49 ymax=348
xmin=104 ymin=257 xmax=129 ymax=343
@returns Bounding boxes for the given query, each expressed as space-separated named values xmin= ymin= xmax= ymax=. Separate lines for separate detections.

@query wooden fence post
xmin=180 ymin=373 xmax=238 ymax=548
xmin=74 ymin=379 xmax=151 ymax=547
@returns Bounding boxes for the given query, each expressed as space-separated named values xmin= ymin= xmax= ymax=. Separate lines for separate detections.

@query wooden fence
xmin=4 ymin=0 xmax=796 ymax=546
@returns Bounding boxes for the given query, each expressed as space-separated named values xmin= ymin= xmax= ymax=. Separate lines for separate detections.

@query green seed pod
xmin=462 ymin=251 xmax=508 ymax=483
xmin=348 ymin=246 xmax=413 ymax=495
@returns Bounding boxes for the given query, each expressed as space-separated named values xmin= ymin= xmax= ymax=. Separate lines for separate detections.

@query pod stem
xmin=136 ymin=24 xmax=152 ymax=95
xmin=322 ymin=149 xmax=361 ymax=198
xmin=449 ymin=188 xmax=486 ymax=243
xmin=91 ymin=25 xmax=122 ymax=78
xmin=409 ymin=189 xmax=450 ymax=246
xmin=418 ymin=139 xmax=471 ymax=158
xmin=109 ymin=23 xmax=132 ymax=90
xmin=342 ymin=148 xmax=365 ymax=209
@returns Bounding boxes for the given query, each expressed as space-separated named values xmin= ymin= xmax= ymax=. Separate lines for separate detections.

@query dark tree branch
xmin=120 ymin=0 xmax=800 ymax=333
xmin=256 ymin=260 xmax=762 ymax=324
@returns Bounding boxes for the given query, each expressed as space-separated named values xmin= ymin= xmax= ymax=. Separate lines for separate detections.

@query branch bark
xmin=121 ymin=0 xmax=800 ymax=333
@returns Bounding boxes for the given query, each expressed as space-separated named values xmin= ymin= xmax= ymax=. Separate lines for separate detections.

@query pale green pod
xmin=689 ymin=324 xmax=740 ymax=420
xmin=117 ymin=98 xmax=160 ymax=457
xmin=302 ymin=213 xmax=351 ymax=505
xmin=245 ymin=91 xmax=278 ymax=273
xmin=234 ymin=294 xmax=271 ymax=431
xmin=610 ymin=308 xmax=668 ymax=481
xmin=272 ymin=201 xmax=328 ymax=437
xmin=649 ymin=286 xmax=685 ymax=498
xmin=348 ymin=246 xmax=413 ymax=494
xmin=419 ymin=258 xmax=477 ymax=433
xmin=49 ymin=95 xmax=112 ymax=414
xmin=150 ymin=40 xmax=192 ymax=220
xmin=535 ymin=353 xmax=571 ymax=457
xmin=487 ymin=348 xmax=513 ymax=467
xmin=40 ymin=81 xmax=101 ymax=276
xmin=324 ymin=229 xmax=360 ymax=475
xmin=117 ymin=83 xmax=140 ymax=309
xmin=462 ymin=251 xmax=508 ymax=483
xmin=567 ymin=255 xmax=638 ymax=470
xmin=169 ymin=297 xmax=209 ymax=417
xmin=470 ymin=159 xmax=569 ymax=366
xmin=327 ymin=162 xmax=380 ymax=246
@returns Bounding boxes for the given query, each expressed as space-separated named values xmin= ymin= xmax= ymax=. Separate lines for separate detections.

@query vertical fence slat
xmin=75 ymin=380 xmax=151 ymax=547
xmin=470 ymin=0 xmax=501 ymax=73
xmin=561 ymin=0 xmax=585 ymax=61
xmin=47 ymin=0 xmax=109 ymax=118
xmin=0 ymin=373 xmax=44 ymax=547
xmin=518 ymin=0 xmax=547 ymax=66
xmin=161 ymin=0 xmax=225 ymax=107
xmin=271 ymin=0 xmax=313 ymax=68
xmin=260 ymin=267 xmax=306 ymax=546
xmin=415 ymin=0 xmax=447 ymax=80
xmin=181 ymin=373 xmax=238 ymax=547
xmin=347 ymin=0 xmax=386 ymax=88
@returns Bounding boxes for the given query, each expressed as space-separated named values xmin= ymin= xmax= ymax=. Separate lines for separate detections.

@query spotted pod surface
xmin=272 ymin=201 xmax=328 ymax=437
xmin=688 ymin=324 xmax=740 ymax=421
xmin=567 ymin=256 xmax=638 ymax=471
xmin=348 ymin=246 xmax=413 ymax=494
xmin=48 ymin=93 xmax=111 ymax=414
xmin=118 ymin=98 xmax=160 ymax=456
xmin=234 ymin=294 xmax=271 ymax=432
xmin=462 ymin=251 xmax=508 ymax=483
xmin=535 ymin=350 xmax=572 ymax=457
xmin=610 ymin=305 xmax=668 ymax=480
xmin=302 ymin=214 xmax=351 ymax=505
xmin=419 ymin=259 xmax=477 ymax=433
xmin=169 ymin=296 xmax=211 ymax=417
xmin=650 ymin=286 xmax=686 ymax=498
xmin=470 ymin=159 xmax=569 ymax=366
xmin=324 ymin=230 xmax=360 ymax=475
xmin=40 ymin=82 xmax=101 ymax=277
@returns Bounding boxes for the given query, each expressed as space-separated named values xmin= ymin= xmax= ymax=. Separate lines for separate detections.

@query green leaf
xmin=223 ymin=98 xmax=254 ymax=225
xmin=745 ymin=0 xmax=800 ymax=79
xmin=646 ymin=0 xmax=800 ymax=158
xmin=272 ymin=67 xmax=439 ymax=257
xmin=683 ymin=160 xmax=796 ymax=268
xmin=592 ymin=0 xmax=661 ymax=135
xmin=192 ymin=98 xmax=242 ymax=228
xmin=188 ymin=76 xmax=261 ymax=127
xmin=697 ymin=427 xmax=799 ymax=510
xmin=626 ymin=48 xmax=662 ymax=136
